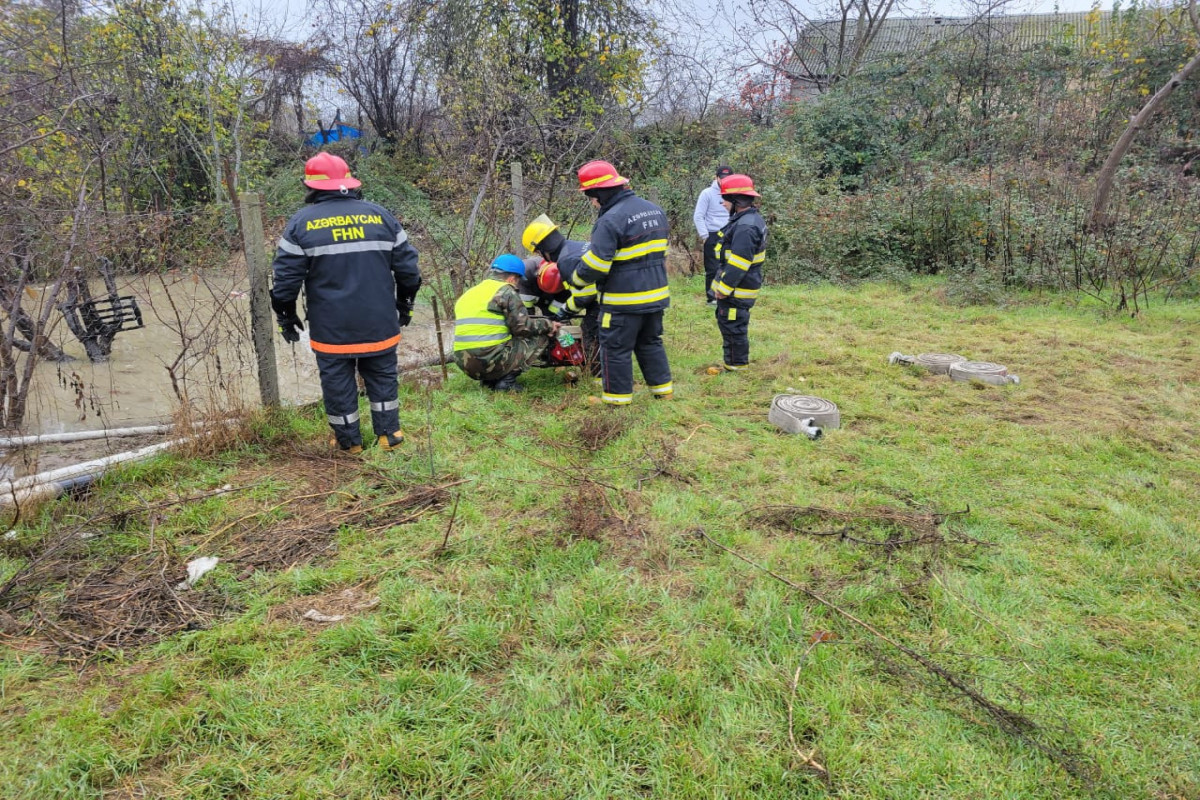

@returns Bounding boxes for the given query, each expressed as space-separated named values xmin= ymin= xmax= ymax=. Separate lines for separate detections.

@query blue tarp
xmin=306 ymin=123 xmax=362 ymax=146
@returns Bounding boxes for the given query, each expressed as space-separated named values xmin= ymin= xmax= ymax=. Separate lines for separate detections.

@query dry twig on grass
xmin=572 ymin=415 xmax=630 ymax=451
xmin=695 ymin=528 xmax=1097 ymax=786
xmin=786 ymin=638 xmax=831 ymax=782
xmin=748 ymin=504 xmax=983 ymax=552
xmin=1 ymin=460 xmax=462 ymax=655
xmin=52 ymin=547 xmax=223 ymax=655
xmin=436 ymin=493 xmax=461 ymax=555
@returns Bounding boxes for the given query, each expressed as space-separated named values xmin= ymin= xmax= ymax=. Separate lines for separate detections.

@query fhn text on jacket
xmin=270 ymin=152 xmax=422 ymax=454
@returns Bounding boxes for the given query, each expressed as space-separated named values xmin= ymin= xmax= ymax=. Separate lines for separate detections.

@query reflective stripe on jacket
xmin=270 ymin=194 xmax=421 ymax=358
xmin=571 ymin=189 xmax=671 ymax=315
xmin=453 ymin=279 xmax=511 ymax=351
xmin=712 ymin=207 xmax=767 ymax=310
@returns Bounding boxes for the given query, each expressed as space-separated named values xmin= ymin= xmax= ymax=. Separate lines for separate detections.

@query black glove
xmin=549 ymin=308 xmax=573 ymax=323
xmin=396 ymin=298 xmax=414 ymax=328
xmin=271 ymin=295 xmax=304 ymax=343
xmin=276 ymin=312 xmax=303 ymax=343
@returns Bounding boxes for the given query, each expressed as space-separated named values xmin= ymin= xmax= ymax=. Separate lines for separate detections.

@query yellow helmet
xmin=522 ymin=214 xmax=558 ymax=253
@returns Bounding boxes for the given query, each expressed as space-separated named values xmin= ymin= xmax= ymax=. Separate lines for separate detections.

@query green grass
xmin=2 ymin=277 xmax=1198 ymax=799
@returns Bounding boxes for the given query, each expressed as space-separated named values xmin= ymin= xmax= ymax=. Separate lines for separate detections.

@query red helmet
xmin=537 ymin=263 xmax=563 ymax=294
xmin=719 ymin=173 xmax=760 ymax=198
xmin=577 ymin=159 xmax=629 ymax=191
xmin=304 ymin=152 xmax=361 ymax=191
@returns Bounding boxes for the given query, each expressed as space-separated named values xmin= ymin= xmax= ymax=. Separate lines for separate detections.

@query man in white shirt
xmin=693 ymin=165 xmax=734 ymax=305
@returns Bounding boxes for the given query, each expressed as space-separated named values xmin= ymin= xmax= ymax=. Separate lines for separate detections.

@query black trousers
xmin=598 ymin=310 xmax=673 ymax=404
xmin=703 ymin=233 xmax=721 ymax=301
xmin=715 ymin=302 xmax=750 ymax=370
xmin=316 ymin=351 xmax=400 ymax=448
xmin=580 ymin=306 xmax=600 ymax=377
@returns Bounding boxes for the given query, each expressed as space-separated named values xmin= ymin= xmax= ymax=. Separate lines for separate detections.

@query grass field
xmin=2 ymin=277 xmax=1198 ymax=799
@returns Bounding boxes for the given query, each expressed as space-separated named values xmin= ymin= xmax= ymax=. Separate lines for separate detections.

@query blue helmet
xmin=490 ymin=254 xmax=526 ymax=276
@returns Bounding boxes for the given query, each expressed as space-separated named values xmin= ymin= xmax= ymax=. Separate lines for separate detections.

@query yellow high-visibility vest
xmin=453 ymin=279 xmax=511 ymax=352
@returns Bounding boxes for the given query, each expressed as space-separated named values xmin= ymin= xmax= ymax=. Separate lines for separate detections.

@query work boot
xmin=328 ymin=437 xmax=364 ymax=455
xmin=480 ymin=378 xmax=498 ymax=390
xmin=492 ymin=371 xmax=523 ymax=392
xmin=376 ymin=430 xmax=405 ymax=451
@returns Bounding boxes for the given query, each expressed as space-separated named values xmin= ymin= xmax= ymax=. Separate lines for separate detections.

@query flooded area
xmin=3 ymin=266 xmax=445 ymax=478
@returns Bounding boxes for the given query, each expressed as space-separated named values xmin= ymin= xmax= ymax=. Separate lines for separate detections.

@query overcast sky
xmin=250 ymin=0 xmax=1108 ymax=40
xmin=244 ymin=0 xmax=1110 ymax=127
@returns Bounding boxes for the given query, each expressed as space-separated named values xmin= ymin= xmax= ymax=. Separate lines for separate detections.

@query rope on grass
xmin=949 ymin=361 xmax=1020 ymax=385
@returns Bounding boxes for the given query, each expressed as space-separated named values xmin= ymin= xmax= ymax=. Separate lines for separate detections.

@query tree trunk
xmin=1091 ymin=3 xmax=1200 ymax=229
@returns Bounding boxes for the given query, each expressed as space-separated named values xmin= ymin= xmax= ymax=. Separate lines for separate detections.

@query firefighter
xmin=710 ymin=173 xmax=766 ymax=372
xmin=520 ymin=214 xmax=600 ymax=376
xmin=270 ymin=152 xmax=421 ymax=454
xmin=453 ymin=254 xmax=562 ymax=392
xmin=568 ymin=160 xmax=673 ymax=405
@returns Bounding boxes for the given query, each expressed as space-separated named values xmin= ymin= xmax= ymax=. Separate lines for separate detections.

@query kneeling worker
xmin=521 ymin=214 xmax=600 ymax=374
xmin=453 ymin=254 xmax=562 ymax=392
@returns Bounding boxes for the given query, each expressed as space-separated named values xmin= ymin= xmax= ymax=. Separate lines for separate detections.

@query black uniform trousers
xmin=316 ymin=351 xmax=400 ymax=448
xmin=598 ymin=310 xmax=673 ymax=404
xmin=703 ymin=234 xmax=721 ymax=302
xmin=715 ymin=302 xmax=750 ymax=370
xmin=580 ymin=306 xmax=601 ymax=377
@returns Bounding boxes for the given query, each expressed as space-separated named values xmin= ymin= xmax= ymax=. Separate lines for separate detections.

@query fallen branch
xmin=787 ymin=638 xmax=831 ymax=781
xmin=694 ymin=528 xmax=1096 ymax=785
xmin=436 ymin=493 xmax=460 ymax=555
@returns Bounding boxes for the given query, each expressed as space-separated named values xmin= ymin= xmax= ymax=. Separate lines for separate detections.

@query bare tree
xmin=311 ymin=0 xmax=436 ymax=145
xmin=633 ymin=1 xmax=729 ymax=126
xmin=723 ymin=0 xmax=909 ymax=96
xmin=1091 ymin=0 xmax=1200 ymax=229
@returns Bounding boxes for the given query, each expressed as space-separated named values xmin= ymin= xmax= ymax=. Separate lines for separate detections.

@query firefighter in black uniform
xmin=520 ymin=214 xmax=600 ymax=376
xmin=710 ymin=173 xmax=766 ymax=372
xmin=569 ymin=160 xmax=672 ymax=405
xmin=270 ymin=152 xmax=422 ymax=453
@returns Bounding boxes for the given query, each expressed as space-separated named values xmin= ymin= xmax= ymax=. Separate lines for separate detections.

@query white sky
xmin=249 ymin=0 xmax=1108 ymax=39
xmin=238 ymin=0 xmax=1111 ymax=126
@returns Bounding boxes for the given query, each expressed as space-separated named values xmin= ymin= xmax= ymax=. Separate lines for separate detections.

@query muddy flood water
xmin=4 ymin=267 xmax=445 ymax=478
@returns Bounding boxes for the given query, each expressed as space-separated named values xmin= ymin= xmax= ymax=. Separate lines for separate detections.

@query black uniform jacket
xmin=571 ymin=188 xmax=670 ymax=315
xmin=271 ymin=194 xmax=421 ymax=358
xmin=713 ymin=206 xmax=767 ymax=310
xmin=518 ymin=241 xmax=596 ymax=316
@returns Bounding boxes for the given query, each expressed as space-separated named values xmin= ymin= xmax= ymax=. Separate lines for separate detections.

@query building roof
xmin=782 ymin=10 xmax=1112 ymax=78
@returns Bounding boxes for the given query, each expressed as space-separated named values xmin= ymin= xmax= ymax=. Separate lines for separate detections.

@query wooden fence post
xmin=511 ymin=161 xmax=526 ymax=254
xmin=238 ymin=192 xmax=280 ymax=409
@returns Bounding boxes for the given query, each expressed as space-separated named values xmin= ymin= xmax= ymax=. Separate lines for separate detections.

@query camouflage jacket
xmin=452 ymin=281 xmax=554 ymax=379
xmin=490 ymin=281 xmax=553 ymax=340
xmin=456 ymin=280 xmax=554 ymax=356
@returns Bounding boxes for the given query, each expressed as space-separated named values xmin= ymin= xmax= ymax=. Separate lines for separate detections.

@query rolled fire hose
xmin=888 ymin=352 xmax=967 ymax=374
xmin=770 ymin=394 xmax=840 ymax=438
xmin=948 ymin=361 xmax=1020 ymax=385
